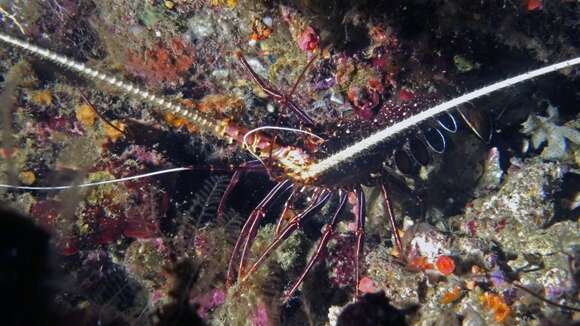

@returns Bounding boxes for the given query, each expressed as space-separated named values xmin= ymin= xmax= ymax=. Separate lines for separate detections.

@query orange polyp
xmin=440 ymin=287 xmax=462 ymax=304
xmin=480 ymin=292 xmax=511 ymax=323
xmin=435 ymin=255 xmax=456 ymax=276
xmin=103 ymin=120 xmax=126 ymax=142
xmin=408 ymin=256 xmax=434 ymax=272
xmin=493 ymin=303 xmax=511 ymax=323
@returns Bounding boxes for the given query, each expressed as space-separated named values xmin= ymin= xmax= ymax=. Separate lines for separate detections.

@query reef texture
xmin=0 ymin=1 xmax=579 ymax=325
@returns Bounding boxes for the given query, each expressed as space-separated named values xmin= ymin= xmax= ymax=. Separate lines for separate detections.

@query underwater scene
xmin=0 ymin=1 xmax=579 ymax=325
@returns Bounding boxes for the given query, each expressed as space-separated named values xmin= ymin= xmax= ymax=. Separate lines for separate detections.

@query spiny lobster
xmin=1 ymin=32 xmax=579 ymax=306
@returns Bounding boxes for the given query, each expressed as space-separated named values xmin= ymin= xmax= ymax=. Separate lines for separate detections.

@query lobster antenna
xmin=0 ymin=167 xmax=193 ymax=191
xmin=0 ymin=33 xmax=223 ymax=136
xmin=303 ymin=56 xmax=580 ymax=180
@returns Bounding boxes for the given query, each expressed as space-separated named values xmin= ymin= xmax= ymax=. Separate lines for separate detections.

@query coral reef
xmin=1 ymin=0 xmax=579 ymax=325
xmin=521 ymin=103 xmax=580 ymax=163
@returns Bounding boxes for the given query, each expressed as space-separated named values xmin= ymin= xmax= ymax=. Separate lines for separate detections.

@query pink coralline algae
xmin=297 ymin=26 xmax=319 ymax=52
xmin=194 ymin=289 xmax=226 ymax=319
xmin=358 ymin=276 xmax=380 ymax=294
xmin=347 ymin=86 xmax=381 ymax=120
xmin=30 ymin=200 xmax=79 ymax=255
xmin=326 ymin=234 xmax=358 ymax=288
xmin=27 ymin=168 xmax=166 ymax=255
xmin=251 ymin=304 xmax=270 ymax=326
xmin=30 ymin=200 xmax=61 ymax=229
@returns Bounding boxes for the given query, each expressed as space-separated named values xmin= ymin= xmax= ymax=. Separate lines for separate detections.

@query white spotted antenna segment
xmin=300 ymin=55 xmax=580 ymax=180
xmin=0 ymin=32 xmax=218 ymax=133
xmin=2 ymin=32 xmax=579 ymax=181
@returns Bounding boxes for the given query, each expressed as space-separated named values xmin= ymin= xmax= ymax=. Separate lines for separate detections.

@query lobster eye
xmin=394 ymin=149 xmax=417 ymax=175
xmin=436 ymin=112 xmax=458 ymax=133
xmin=409 ymin=137 xmax=430 ymax=166
xmin=423 ymin=127 xmax=447 ymax=153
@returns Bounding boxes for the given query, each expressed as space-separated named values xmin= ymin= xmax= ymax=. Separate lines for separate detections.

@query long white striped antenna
xmin=0 ymin=32 xmax=220 ymax=134
xmin=301 ymin=56 xmax=580 ymax=180
xmin=2 ymin=32 xmax=579 ymax=182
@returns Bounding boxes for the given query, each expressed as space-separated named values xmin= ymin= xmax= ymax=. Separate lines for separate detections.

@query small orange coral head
xmin=435 ymin=255 xmax=456 ymax=276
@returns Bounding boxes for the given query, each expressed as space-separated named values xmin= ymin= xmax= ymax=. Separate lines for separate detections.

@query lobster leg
xmin=353 ymin=186 xmax=366 ymax=299
xmin=281 ymin=53 xmax=319 ymax=125
xmin=282 ymin=190 xmax=348 ymax=302
xmin=240 ymin=189 xmax=332 ymax=283
xmin=226 ymin=180 xmax=292 ymax=287
xmin=275 ymin=186 xmax=303 ymax=236
xmin=217 ymin=160 xmax=263 ymax=225
xmin=380 ymin=183 xmax=404 ymax=257
xmin=236 ymin=51 xmax=316 ymax=126
xmin=238 ymin=181 xmax=295 ymax=280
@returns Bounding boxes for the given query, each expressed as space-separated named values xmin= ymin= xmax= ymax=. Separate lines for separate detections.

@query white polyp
xmin=302 ymin=56 xmax=580 ymax=179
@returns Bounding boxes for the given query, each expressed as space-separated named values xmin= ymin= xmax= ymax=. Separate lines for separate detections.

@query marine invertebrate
xmin=1 ymin=3 xmax=580 ymax=324
xmin=439 ymin=287 xmax=462 ymax=304
xmin=2 ymin=30 xmax=579 ymax=293
xmin=435 ymin=255 xmax=455 ymax=276
xmin=480 ymin=292 xmax=512 ymax=323
xmin=521 ymin=103 xmax=580 ymax=161
xmin=125 ymin=38 xmax=195 ymax=87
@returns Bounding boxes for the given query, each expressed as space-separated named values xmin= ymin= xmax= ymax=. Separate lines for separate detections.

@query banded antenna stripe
xmin=0 ymin=32 xmax=218 ymax=133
